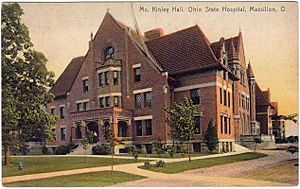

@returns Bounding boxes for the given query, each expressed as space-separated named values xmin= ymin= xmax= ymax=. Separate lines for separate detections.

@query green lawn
xmin=139 ymin=152 xmax=268 ymax=174
xmin=2 ymin=156 xmax=142 ymax=177
xmin=237 ymin=159 xmax=298 ymax=185
xmin=4 ymin=171 xmax=146 ymax=187
xmin=117 ymin=152 xmax=216 ymax=159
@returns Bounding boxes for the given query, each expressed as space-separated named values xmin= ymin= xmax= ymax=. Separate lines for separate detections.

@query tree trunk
xmin=111 ymin=146 xmax=114 ymax=172
xmin=4 ymin=144 xmax=11 ymax=166
xmin=187 ymin=142 xmax=191 ymax=163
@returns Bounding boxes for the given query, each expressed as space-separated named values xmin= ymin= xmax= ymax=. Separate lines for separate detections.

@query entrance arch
xmin=118 ymin=121 xmax=128 ymax=137
xmin=87 ymin=121 xmax=99 ymax=143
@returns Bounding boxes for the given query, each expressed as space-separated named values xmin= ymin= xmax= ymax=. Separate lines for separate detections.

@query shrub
xmin=153 ymin=138 xmax=166 ymax=157
xmin=42 ymin=146 xmax=49 ymax=155
xmin=165 ymin=145 xmax=176 ymax=158
xmin=126 ymin=145 xmax=143 ymax=161
xmin=55 ymin=145 xmax=70 ymax=155
xmin=144 ymin=160 xmax=151 ymax=169
xmin=67 ymin=143 xmax=79 ymax=151
xmin=92 ymin=144 xmax=111 ymax=155
xmin=155 ymin=160 xmax=166 ymax=167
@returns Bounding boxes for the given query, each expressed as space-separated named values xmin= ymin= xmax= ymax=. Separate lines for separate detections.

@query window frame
xmin=145 ymin=119 xmax=152 ymax=136
xmin=144 ymin=92 xmax=152 ymax=108
xmin=134 ymin=67 xmax=141 ymax=82
xmin=134 ymin=93 xmax=142 ymax=109
xmin=135 ymin=120 xmax=143 ymax=136
xmin=60 ymin=106 xmax=65 ymax=119
xmin=82 ymin=79 xmax=89 ymax=93
xmin=191 ymin=88 xmax=200 ymax=105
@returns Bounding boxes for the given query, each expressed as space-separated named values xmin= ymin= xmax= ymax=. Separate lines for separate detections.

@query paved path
xmin=3 ymin=150 xmax=297 ymax=186
xmin=113 ymin=150 xmax=297 ymax=187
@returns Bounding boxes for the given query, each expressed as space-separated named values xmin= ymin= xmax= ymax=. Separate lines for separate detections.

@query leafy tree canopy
xmin=2 ymin=3 xmax=55 ymax=163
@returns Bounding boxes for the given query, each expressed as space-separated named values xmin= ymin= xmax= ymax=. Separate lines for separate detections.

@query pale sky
xmin=19 ymin=2 xmax=298 ymax=117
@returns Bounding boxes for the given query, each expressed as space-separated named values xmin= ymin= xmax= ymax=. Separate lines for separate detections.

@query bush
xmin=55 ymin=145 xmax=70 ymax=155
xmin=92 ymin=144 xmax=111 ymax=155
xmin=165 ymin=145 xmax=176 ymax=158
xmin=155 ymin=160 xmax=166 ymax=167
xmin=126 ymin=145 xmax=143 ymax=161
xmin=42 ymin=146 xmax=49 ymax=155
xmin=144 ymin=160 xmax=151 ymax=169
xmin=67 ymin=143 xmax=79 ymax=151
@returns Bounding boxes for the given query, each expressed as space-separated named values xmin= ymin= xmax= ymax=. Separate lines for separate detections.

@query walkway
xmin=3 ymin=150 xmax=297 ymax=186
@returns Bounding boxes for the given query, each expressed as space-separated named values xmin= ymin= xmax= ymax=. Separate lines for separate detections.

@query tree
xmin=166 ymin=97 xmax=198 ymax=162
xmin=102 ymin=121 xmax=116 ymax=172
xmin=153 ymin=138 xmax=166 ymax=158
xmin=127 ymin=145 xmax=143 ymax=161
xmin=2 ymin=3 xmax=55 ymax=165
xmin=81 ymin=137 xmax=89 ymax=163
xmin=204 ymin=120 xmax=218 ymax=153
xmin=253 ymin=137 xmax=262 ymax=152
xmin=271 ymin=113 xmax=298 ymax=124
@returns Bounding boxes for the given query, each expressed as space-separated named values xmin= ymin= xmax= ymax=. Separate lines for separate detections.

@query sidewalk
xmin=3 ymin=151 xmax=245 ymax=184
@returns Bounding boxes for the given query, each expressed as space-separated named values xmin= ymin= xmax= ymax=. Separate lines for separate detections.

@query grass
xmin=117 ymin=152 xmax=216 ymax=159
xmin=4 ymin=171 xmax=146 ymax=187
xmin=139 ymin=152 xmax=268 ymax=174
xmin=237 ymin=159 xmax=298 ymax=185
xmin=2 ymin=156 xmax=143 ymax=177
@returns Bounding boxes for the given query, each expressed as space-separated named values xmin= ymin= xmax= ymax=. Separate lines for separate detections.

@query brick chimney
xmin=144 ymin=28 xmax=164 ymax=41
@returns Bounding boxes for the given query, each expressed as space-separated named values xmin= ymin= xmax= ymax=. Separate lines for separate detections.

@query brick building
xmin=46 ymin=12 xmax=280 ymax=153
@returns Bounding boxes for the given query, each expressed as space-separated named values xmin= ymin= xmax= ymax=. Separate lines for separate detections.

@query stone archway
xmin=87 ymin=121 xmax=99 ymax=143
xmin=118 ymin=121 xmax=128 ymax=137
xmin=75 ymin=123 xmax=82 ymax=139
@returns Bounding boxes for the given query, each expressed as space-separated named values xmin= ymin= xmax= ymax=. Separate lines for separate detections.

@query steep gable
xmin=145 ymin=25 xmax=219 ymax=75
xmin=49 ymin=56 xmax=84 ymax=98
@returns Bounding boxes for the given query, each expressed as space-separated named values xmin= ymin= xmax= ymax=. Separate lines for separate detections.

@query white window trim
xmin=134 ymin=115 xmax=153 ymax=121
xmin=60 ymin=125 xmax=66 ymax=128
xmin=132 ymin=63 xmax=141 ymax=68
xmin=133 ymin=88 xmax=152 ymax=94
xmin=174 ymin=82 xmax=217 ymax=92
xmin=82 ymin=76 xmax=89 ymax=80
xmin=59 ymin=104 xmax=65 ymax=108
xmin=97 ymin=67 xmax=121 ymax=73
xmin=98 ymin=93 xmax=122 ymax=98
xmin=50 ymin=106 xmax=55 ymax=109
xmin=76 ymin=99 xmax=89 ymax=104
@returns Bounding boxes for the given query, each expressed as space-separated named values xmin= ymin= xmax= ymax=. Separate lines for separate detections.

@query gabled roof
xmin=210 ymin=36 xmax=239 ymax=61
xmin=255 ymin=84 xmax=274 ymax=108
xmin=49 ymin=56 xmax=84 ymax=98
xmin=145 ymin=25 xmax=219 ymax=75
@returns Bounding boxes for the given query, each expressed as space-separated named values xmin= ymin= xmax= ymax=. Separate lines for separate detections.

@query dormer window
xmin=104 ymin=46 xmax=115 ymax=61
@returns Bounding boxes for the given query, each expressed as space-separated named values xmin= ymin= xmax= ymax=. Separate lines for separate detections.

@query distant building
xmin=46 ymin=12 xmax=281 ymax=153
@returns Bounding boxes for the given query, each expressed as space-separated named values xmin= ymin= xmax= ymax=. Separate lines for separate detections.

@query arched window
xmin=104 ymin=46 xmax=115 ymax=61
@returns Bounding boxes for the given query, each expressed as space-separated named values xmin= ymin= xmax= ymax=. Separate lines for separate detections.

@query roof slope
xmin=49 ymin=56 xmax=84 ymax=98
xmin=210 ymin=36 xmax=239 ymax=61
xmin=255 ymin=84 xmax=273 ymax=107
xmin=145 ymin=25 xmax=218 ymax=75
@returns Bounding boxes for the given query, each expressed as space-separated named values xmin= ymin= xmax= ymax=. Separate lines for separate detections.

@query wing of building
xmin=46 ymin=12 xmax=282 ymax=153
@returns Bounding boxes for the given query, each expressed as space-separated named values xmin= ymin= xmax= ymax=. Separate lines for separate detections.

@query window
xmin=223 ymin=71 xmax=227 ymax=80
xmin=104 ymin=46 xmax=115 ymax=61
xmin=60 ymin=128 xmax=66 ymax=141
xmin=76 ymin=103 xmax=82 ymax=111
xmin=82 ymin=79 xmax=89 ymax=93
xmin=98 ymin=73 xmax=104 ymax=87
xmin=99 ymin=97 xmax=105 ymax=108
xmin=83 ymin=102 xmax=89 ymax=110
xmin=135 ymin=120 xmax=142 ymax=136
xmin=145 ymin=119 xmax=152 ymax=135
xmin=60 ymin=106 xmax=65 ymax=119
xmin=50 ymin=108 xmax=55 ymax=116
xmin=135 ymin=93 xmax=142 ymax=108
xmin=224 ymin=116 xmax=228 ymax=134
xmin=113 ymin=71 xmax=119 ymax=85
xmin=229 ymin=118 xmax=231 ymax=134
xmin=104 ymin=71 xmax=109 ymax=85
xmin=223 ymin=90 xmax=227 ymax=106
xmin=228 ymin=92 xmax=230 ymax=107
xmin=220 ymin=88 xmax=222 ymax=104
xmin=144 ymin=92 xmax=152 ymax=108
xmin=220 ymin=115 xmax=223 ymax=134
xmin=114 ymin=96 xmax=119 ymax=107
xmin=240 ymin=70 xmax=245 ymax=84
xmin=134 ymin=67 xmax=141 ymax=82
xmin=191 ymin=88 xmax=200 ymax=105
xmin=194 ymin=116 xmax=201 ymax=134
xmin=105 ymin=96 xmax=110 ymax=107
